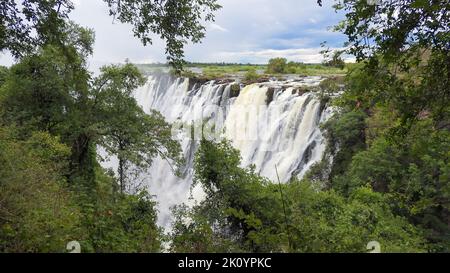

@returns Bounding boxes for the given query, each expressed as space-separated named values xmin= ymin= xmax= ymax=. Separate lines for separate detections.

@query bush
xmin=317 ymin=110 xmax=367 ymax=193
xmin=266 ymin=58 xmax=287 ymax=74
xmin=323 ymin=51 xmax=345 ymax=69
xmin=287 ymin=182 xmax=425 ymax=252
xmin=0 ymin=128 xmax=83 ymax=252
xmin=243 ymin=69 xmax=260 ymax=82
xmin=170 ymin=139 xmax=426 ymax=253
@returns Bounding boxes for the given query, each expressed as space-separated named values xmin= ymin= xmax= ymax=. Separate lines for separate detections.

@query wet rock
xmin=265 ymin=87 xmax=275 ymax=105
xmin=230 ymin=83 xmax=241 ymax=98
xmin=188 ymin=77 xmax=210 ymax=91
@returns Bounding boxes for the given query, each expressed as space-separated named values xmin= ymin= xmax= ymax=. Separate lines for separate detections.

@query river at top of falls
xmin=131 ymin=73 xmax=334 ymax=228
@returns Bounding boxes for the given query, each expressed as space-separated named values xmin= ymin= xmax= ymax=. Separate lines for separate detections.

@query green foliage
xmin=170 ymin=139 xmax=287 ymax=252
xmin=243 ymin=69 xmax=260 ymax=83
xmin=287 ymin=182 xmax=425 ymax=252
xmin=285 ymin=61 xmax=299 ymax=74
xmin=171 ymin=139 xmax=426 ymax=253
xmin=324 ymin=110 xmax=367 ymax=156
xmin=333 ymin=0 xmax=449 ymax=128
xmin=0 ymin=127 xmax=83 ymax=252
xmin=144 ymin=62 xmax=348 ymax=78
xmin=335 ymin=121 xmax=450 ymax=251
xmin=0 ymin=125 xmax=164 ymax=253
xmin=186 ymin=63 xmax=265 ymax=73
xmin=293 ymin=63 xmax=348 ymax=76
xmin=170 ymin=204 xmax=242 ymax=253
xmin=266 ymin=58 xmax=287 ymax=74
xmin=313 ymin=0 xmax=450 ymax=252
xmin=93 ymin=63 xmax=183 ymax=192
xmin=334 ymin=0 xmax=449 ymax=61
xmin=0 ymin=38 xmax=97 ymax=188
xmin=318 ymin=76 xmax=345 ymax=93
xmin=312 ymin=95 xmax=450 ymax=256
xmin=0 ymin=66 xmax=8 ymax=87
xmin=0 ymin=8 xmax=184 ymax=252
xmin=323 ymin=50 xmax=345 ymax=69
xmin=80 ymin=185 xmax=162 ymax=253
xmin=264 ymin=59 xmax=347 ymax=76
xmin=0 ymin=45 xmax=89 ymax=136
xmin=316 ymin=110 xmax=367 ymax=192
xmin=0 ymin=0 xmax=74 ymax=58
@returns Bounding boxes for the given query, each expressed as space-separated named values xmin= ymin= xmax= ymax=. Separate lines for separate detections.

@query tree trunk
xmin=118 ymin=156 xmax=125 ymax=193
xmin=118 ymin=140 xmax=126 ymax=193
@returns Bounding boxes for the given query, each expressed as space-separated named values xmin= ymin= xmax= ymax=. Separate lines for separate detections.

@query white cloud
xmin=209 ymin=23 xmax=228 ymax=32
xmin=213 ymin=48 xmax=326 ymax=64
xmin=1 ymin=0 xmax=348 ymax=67
xmin=72 ymin=0 xmax=81 ymax=7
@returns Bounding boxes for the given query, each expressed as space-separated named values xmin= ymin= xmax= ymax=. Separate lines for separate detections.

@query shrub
xmin=266 ymin=58 xmax=287 ymax=74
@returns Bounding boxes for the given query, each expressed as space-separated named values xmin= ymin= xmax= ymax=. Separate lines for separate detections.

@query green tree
xmin=169 ymin=139 xmax=287 ymax=252
xmin=93 ymin=63 xmax=183 ymax=192
xmin=0 ymin=127 xmax=83 ymax=252
xmin=170 ymin=204 xmax=242 ymax=253
xmin=0 ymin=15 xmax=180 ymax=252
xmin=171 ymin=139 xmax=426 ymax=253
xmin=285 ymin=61 xmax=299 ymax=73
xmin=310 ymin=0 xmax=450 ymax=251
xmin=0 ymin=45 xmax=89 ymax=136
xmin=323 ymin=50 xmax=345 ymax=69
xmin=290 ymin=182 xmax=425 ymax=252
xmin=80 ymin=185 xmax=162 ymax=253
xmin=331 ymin=0 xmax=449 ymax=127
xmin=243 ymin=69 xmax=260 ymax=83
xmin=0 ymin=37 xmax=183 ymax=193
xmin=266 ymin=58 xmax=287 ymax=74
xmin=308 ymin=110 xmax=367 ymax=192
xmin=0 ymin=39 xmax=96 ymax=187
xmin=335 ymin=121 xmax=450 ymax=251
xmin=0 ymin=66 xmax=8 ymax=87
xmin=0 ymin=0 xmax=74 ymax=58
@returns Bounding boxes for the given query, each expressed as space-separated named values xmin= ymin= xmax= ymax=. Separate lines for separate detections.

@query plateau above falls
xmin=132 ymin=74 xmax=334 ymax=227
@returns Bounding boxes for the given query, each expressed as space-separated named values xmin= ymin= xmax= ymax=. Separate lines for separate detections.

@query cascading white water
xmin=133 ymin=74 xmax=333 ymax=227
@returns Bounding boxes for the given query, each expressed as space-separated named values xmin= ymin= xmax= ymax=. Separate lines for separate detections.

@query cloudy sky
xmin=1 ymin=0 xmax=348 ymax=69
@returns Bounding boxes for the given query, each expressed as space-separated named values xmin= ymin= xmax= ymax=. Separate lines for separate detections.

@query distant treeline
xmin=135 ymin=61 xmax=331 ymax=67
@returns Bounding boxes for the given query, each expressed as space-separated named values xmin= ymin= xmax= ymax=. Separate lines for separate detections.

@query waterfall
xmin=132 ymin=74 xmax=333 ymax=227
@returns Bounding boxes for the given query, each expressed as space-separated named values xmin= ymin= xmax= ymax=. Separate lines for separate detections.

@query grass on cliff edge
xmin=135 ymin=63 xmax=351 ymax=79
